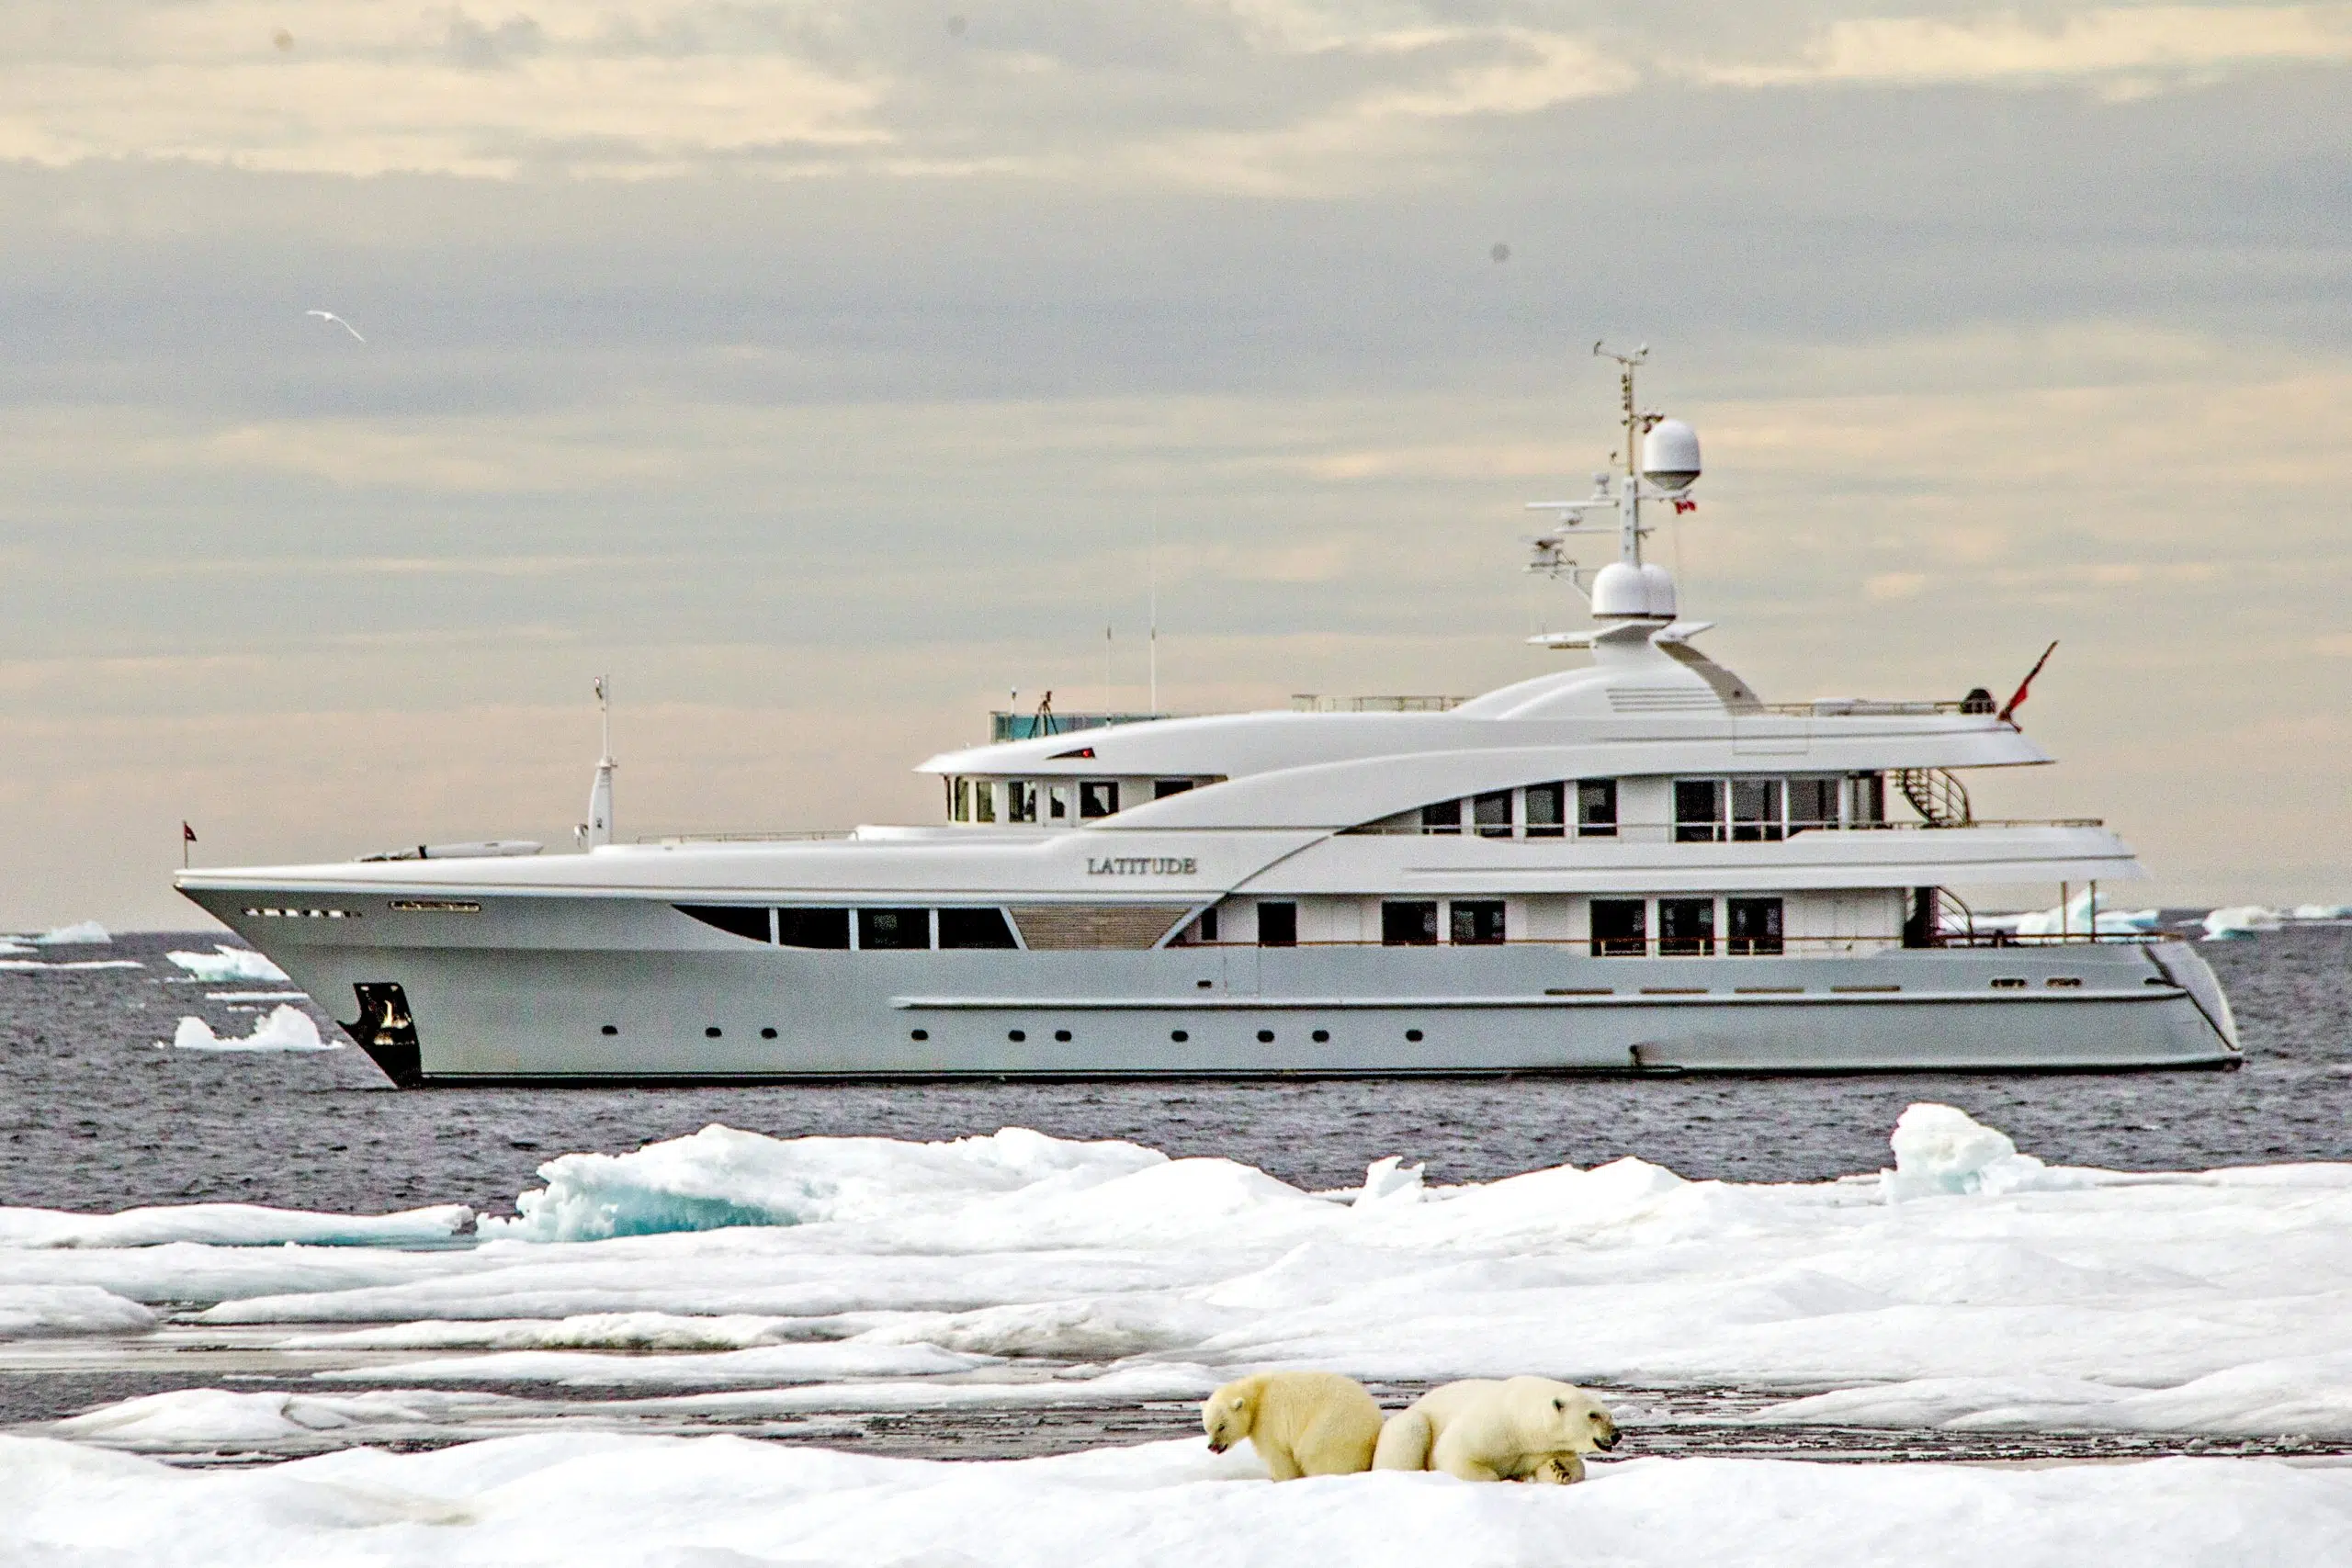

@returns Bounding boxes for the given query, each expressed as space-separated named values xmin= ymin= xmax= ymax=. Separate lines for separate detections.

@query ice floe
xmin=0 ymin=958 xmax=144 ymax=972
xmin=29 ymin=920 xmax=109 ymax=945
xmin=0 ymin=1285 xmax=156 ymax=1337
xmin=164 ymin=943 xmax=290 ymax=983
xmin=3 ymin=1431 xmax=2348 ymax=1568
xmin=2005 ymin=888 xmax=2159 ymax=938
xmin=0 ymin=1201 xmax=471 ymax=1250
xmin=164 ymin=1004 xmax=338 ymax=1052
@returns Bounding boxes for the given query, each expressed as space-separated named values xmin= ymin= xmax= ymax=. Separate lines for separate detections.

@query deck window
xmin=1675 ymin=780 xmax=1726 ymax=842
xmin=1787 ymin=777 xmax=1838 ymax=834
xmin=1577 ymin=780 xmax=1618 ymax=838
xmin=1421 ymin=800 xmax=1462 ymax=835
xmin=952 ymin=777 xmax=971 ymax=822
xmin=1525 ymin=783 xmax=1566 ymax=839
xmin=1257 ymin=901 xmax=1298 ymax=947
xmin=1728 ymin=897 xmax=1784 ymax=955
xmin=1451 ymin=900 xmax=1505 ymax=945
xmin=1080 ymin=781 xmax=1119 ymax=819
xmin=1473 ymin=791 xmax=1512 ymax=839
xmin=677 ymin=905 xmax=774 ymax=942
xmin=1590 ymin=898 xmax=1645 ymax=956
xmin=775 ymin=908 xmax=851 ymax=949
xmin=1048 ymin=784 xmax=1071 ymax=822
xmin=1659 ymin=897 xmax=1716 ymax=956
xmin=974 ymin=781 xmax=997 ymax=823
xmin=1849 ymin=773 xmax=1885 ymax=825
xmin=1383 ymin=900 xmax=1440 ymax=945
xmin=858 ymin=908 xmax=930 ymax=951
xmin=938 ymin=907 xmax=1020 ymax=949
xmin=1732 ymin=779 xmax=1785 ymax=842
xmin=1008 ymin=782 xmax=1038 ymax=823
xmin=1154 ymin=778 xmax=1194 ymax=799
xmin=1190 ymin=906 xmax=1219 ymax=942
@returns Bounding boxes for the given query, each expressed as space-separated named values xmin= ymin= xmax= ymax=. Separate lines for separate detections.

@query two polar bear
xmin=1201 ymin=1371 xmax=1617 ymax=1483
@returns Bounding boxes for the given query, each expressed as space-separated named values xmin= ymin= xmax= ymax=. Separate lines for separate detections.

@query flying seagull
xmin=306 ymin=310 xmax=365 ymax=343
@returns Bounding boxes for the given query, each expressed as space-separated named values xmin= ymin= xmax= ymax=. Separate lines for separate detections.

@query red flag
xmin=1996 ymin=640 xmax=2059 ymax=726
xmin=183 ymin=822 xmax=197 ymax=843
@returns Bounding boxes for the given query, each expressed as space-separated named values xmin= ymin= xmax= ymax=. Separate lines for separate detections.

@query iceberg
xmin=2290 ymin=903 xmax=2351 ymax=922
xmin=1879 ymin=1102 xmax=2081 ymax=1201
xmin=164 ymin=944 xmax=290 ymax=983
xmin=0 ymin=1285 xmax=156 ymax=1337
xmin=165 ymin=1005 xmax=338 ymax=1053
xmin=0 ymin=1202 xmax=472 ymax=1249
xmin=2202 ymin=904 xmax=2287 ymax=940
xmin=2007 ymin=888 xmax=2159 ymax=937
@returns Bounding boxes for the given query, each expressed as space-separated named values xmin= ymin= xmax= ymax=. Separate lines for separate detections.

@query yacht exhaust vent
xmin=1606 ymin=686 xmax=1722 ymax=714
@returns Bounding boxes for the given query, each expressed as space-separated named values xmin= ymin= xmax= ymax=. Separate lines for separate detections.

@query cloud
xmin=1865 ymin=570 xmax=1928 ymax=599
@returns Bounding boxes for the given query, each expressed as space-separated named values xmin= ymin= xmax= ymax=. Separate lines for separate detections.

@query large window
xmin=1849 ymin=773 xmax=1885 ymax=825
xmin=1674 ymin=780 xmax=1726 ymax=842
xmin=938 ymin=908 xmax=1019 ymax=949
xmin=1473 ymin=791 xmax=1512 ymax=839
xmin=952 ymin=778 xmax=970 ymax=822
xmin=1577 ymin=780 xmax=1618 ymax=838
xmin=1007 ymin=782 xmax=1038 ymax=823
xmin=974 ymin=782 xmax=996 ymax=823
xmin=1451 ymin=900 xmax=1505 ymax=945
xmin=1659 ymin=897 xmax=1716 ymax=956
xmin=1525 ymin=783 xmax=1566 ymax=839
xmin=1421 ymin=800 xmax=1463 ymax=836
xmin=858 ymin=908 xmax=929 ymax=950
xmin=776 ymin=908 xmax=851 ymax=949
xmin=1257 ymin=901 xmax=1297 ymax=947
xmin=677 ymin=905 xmax=773 ymax=942
xmin=1383 ymin=900 xmax=1440 ymax=945
xmin=1732 ymin=779 xmax=1785 ymax=842
xmin=1787 ymin=777 xmax=1839 ymax=834
xmin=1590 ymin=898 xmax=1645 ymax=956
xmin=1080 ymin=781 xmax=1119 ymax=819
xmin=1154 ymin=779 xmax=1194 ymax=800
xmin=1728 ymin=897 xmax=1784 ymax=955
xmin=1047 ymin=784 xmax=1071 ymax=823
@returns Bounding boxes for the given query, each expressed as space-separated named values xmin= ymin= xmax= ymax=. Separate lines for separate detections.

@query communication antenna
xmin=577 ymin=675 xmax=616 ymax=850
xmin=1148 ymin=520 xmax=1159 ymax=714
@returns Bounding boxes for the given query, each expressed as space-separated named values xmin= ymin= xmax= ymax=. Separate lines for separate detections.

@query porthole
xmin=1405 ymin=1028 xmax=1424 ymax=1043
xmin=1009 ymin=1029 xmax=1026 ymax=1043
xmin=1054 ymin=1029 xmax=1072 ymax=1043
xmin=1312 ymin=1029 xmax=1329 ymax=1043
xmin=761 ymin=1027 xmax=777 ymax=1039
xmin=705 ymin=1026 xmax=722 ymax=1039
xmin=600 ymin=1024 xmax=618 ymax=1036
xmin=1170 ymin=1030 xmax=1189 ymax=1043
xmin=1256 ymin=1029 xmax=1274 ymax=1043
xmin=1196 ymin=979 xmax=1213 ymax=989
xmin=911 ymin=1029 xmax=930 ymax=1042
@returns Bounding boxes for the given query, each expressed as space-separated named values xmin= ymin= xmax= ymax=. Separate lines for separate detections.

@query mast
xmin=582 ymin=675 xmax=616 ymax=850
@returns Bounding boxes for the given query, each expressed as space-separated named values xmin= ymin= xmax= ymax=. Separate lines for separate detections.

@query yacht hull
xmin=185 ymin=893 xmax=2240 ymax=1081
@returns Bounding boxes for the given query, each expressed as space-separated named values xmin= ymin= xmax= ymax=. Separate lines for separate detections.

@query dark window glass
xmin=952 ymin=778 xmax=969 ymax=822
xmin=937 ymin=908 xmax=1019 ymax=949
xmin=1659 ymin=897 xmax=1716 ymax=955
xmin=1451 ymin=900 xmax=1505 ymax=945
xmin=1382 ymin=900 xmax=1440 ymax=946
xmin=1590 ymin=898 xmax=1645 ymax=957
xmin=775 ymin=908 xmax=850 ymax=949
xmin=677 ymin=905 xmax=772 ymax=942
xmin=1577 ymin=780 xmax=1618 ymax=838
xmin=1421 ymin=799 xmax=1462 ymax=835
xmin=1675 ymin=779 xmax=1726 ymax=842
xmin=1192 ymin=906 xmax=1219 ymax=942
xmin=1473 ymin=790 xmax=1512 ymax=838
xmin=1048 ymin=785 xmax=1069 ymax=821
xmin=1154 ymin=779 xmax=1195 ymax=799
xmin=1525 ymin=783 xmax=1566 ymax=838
xmin=1007 ymin=782 xmax=1037 ymax=823
xmin=1257 ymin=901 xmax=1297 ymax=947
xmin=1849 ymin=773 xmax=1885 ymax=825
xmin=1727 ymin=897 xmax=1784 ymax=955
xmin=973 ymin=781 xmax=996 ymax=823
xmin=858 ymin=908 xmax=930 ymax=950
xmin=1080 ymin=781 xmax=1119 ymax=818
xmin=1732 ymin=778 xmax=1784 ymax=842
xmin=1788 ymin=777 xmax=1839 ymax=833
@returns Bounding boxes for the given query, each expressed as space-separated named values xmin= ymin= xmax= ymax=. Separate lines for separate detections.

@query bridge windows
xmin=937 ymin=908 xmax=1020 ymax=949
xmin=775 ymin=908 xmax=852 ymax=949
xmin=858 ymin=908 xmax=930 ymax=950
xmin=1080 ymin=781 xmax=1120 ymax=819
xmin=1008 ymin=781 xmax=1039 ymax=823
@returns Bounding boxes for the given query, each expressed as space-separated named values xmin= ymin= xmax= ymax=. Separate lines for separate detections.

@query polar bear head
xmin=1202 ymin=1382 xmax=1256 ymax=1453
xmin=1508 ymin=1376 xmax=1619 ymax=1453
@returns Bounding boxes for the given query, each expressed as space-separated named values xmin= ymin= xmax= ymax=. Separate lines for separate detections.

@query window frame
xmin=1256 ymin=901 xmax=1298 ymax=947
xmin=1727 ymin=897 xmax=1784 ymax=955
xmin=1524 ymin=782 xmax=1566 ymax=839
xmin=1577 ymin=779 xmax=1619 ymax=839
xmin=1589 ymin=897 xmax=1646 ymax=957
xmin=1658 ymin=896 xmax=1717 ymax=956
xmin=1450 ymin=899 xmax=1506 ymax=945
xmin=1079 ymin=780 xmax=1120 ymax=819
xmin=1382 ymin=899 xmax=1441 ymax=946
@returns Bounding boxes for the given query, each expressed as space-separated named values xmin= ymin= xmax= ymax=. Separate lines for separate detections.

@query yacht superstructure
xmin=175 ymin=351 xmax=2240 ymax=1083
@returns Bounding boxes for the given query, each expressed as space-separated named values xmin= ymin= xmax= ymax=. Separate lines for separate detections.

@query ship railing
xmin=1290 ymin=694 xmax=1469 ymax=712
xmin=634 ymin=831 xmax=855 ymax=845
xmin=1173 ymin=931 xmax=2164 ymax=953
xmin=1343 ymin=817 xmax=2104 ymax=839
xmin=1758 ymin=698 xmax=1995 ymax=717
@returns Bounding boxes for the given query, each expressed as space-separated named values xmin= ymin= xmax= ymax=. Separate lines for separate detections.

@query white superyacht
xmin=176 ymin=350 xmax=2241 ymax=1084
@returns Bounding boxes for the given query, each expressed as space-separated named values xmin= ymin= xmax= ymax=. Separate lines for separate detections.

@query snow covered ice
xmin=163 ymin=943 xmax=290 ymax=983
xmin=7 ymin=1102 xmax=2352 ymax=1562
xmin=164 ymin=1005 xmax=337 ymax=1052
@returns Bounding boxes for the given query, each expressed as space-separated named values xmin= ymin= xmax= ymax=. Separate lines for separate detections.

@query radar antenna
xmin=576 ymin=675 xmax=616 ymax=850
xmin=1522 ymin=342 xmax=1701 ymax=622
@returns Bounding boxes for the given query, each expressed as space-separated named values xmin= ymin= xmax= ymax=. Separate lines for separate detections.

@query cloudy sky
xmin=1 ymin=1 xmax=2346 ymax=928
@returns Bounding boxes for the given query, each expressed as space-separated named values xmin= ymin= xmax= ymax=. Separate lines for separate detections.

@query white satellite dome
xmin=1640 ymin=419 xmax=1702 ymax=491
xmin=1589 ymin=561 xmax=1650 ymax=618
xmin=1639 ymin=562 xmax=1679 ymax=618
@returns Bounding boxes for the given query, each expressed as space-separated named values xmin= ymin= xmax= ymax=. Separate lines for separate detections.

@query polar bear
xmin=1201 ymin=1371 xmax=1384 ymax=1480
xmin=1371 ymin=1376 xmax=1617 ymax=1483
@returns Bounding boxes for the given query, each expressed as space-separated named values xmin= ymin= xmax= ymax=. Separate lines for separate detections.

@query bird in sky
xmin=306 ymin=310 xmax=365 ymax=343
